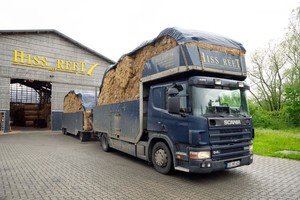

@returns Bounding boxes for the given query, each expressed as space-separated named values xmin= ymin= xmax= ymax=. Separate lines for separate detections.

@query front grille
xmin=209 ymin=126 xmax=252 ymax=161
xmin=221 ymin=147 xmax=244 ymax=154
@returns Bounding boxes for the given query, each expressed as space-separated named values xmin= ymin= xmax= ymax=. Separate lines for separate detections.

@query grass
xmin=253 ymin=128 xmax=300 ymax=160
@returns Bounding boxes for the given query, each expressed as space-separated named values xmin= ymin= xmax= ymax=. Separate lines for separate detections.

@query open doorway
xmin=10 ymin=79 xmax=51 ymax=131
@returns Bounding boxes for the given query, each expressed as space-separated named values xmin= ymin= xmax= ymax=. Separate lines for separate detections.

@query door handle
xmin=157 ymin=121 xmax=166 ymax=131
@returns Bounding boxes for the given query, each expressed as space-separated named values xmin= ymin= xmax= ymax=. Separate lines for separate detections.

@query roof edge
xmin=0 ymin=29 xmax=115 ymax=64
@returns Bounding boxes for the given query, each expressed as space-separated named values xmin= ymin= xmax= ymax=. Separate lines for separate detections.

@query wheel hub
xmin=155 ymin=149 xmax=167 ymax=167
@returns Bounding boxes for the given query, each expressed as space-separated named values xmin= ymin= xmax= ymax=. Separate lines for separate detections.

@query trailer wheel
xmin=101 ymin=133 xmax=110 ymax=152
xmin=62 ymin=128 xmax=67 ymax=135
xmin=79 ymin=132 xmax=85 ymax=142
xmin=152 ymin=142 xmax=173 ymax=174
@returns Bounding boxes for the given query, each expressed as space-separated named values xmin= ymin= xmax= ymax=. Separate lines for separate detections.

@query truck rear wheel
xmin=79 ymin=132 xmax=85 ymax=142
xmin=152 ymin=142 xmax=173 ymax=174
xmin=101 ymin=133 xmax=111 ymax=152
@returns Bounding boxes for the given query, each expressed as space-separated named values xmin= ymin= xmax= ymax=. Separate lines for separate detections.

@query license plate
xmin=226 ymin=160 xmax=241 ymax=168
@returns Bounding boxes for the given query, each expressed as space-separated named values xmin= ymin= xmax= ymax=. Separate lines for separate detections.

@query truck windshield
xmin=192 ymin=86 xmax=249 ymax=117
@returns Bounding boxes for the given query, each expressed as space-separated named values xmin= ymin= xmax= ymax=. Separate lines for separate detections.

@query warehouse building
xmin=0 ymin=30 xmax=114 ymax=133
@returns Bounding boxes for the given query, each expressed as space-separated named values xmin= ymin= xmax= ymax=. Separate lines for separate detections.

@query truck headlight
xmin=190 ymin=151 xmax=211 ymax=159
xmin=244 ymin=145 xmax=253 ymax=153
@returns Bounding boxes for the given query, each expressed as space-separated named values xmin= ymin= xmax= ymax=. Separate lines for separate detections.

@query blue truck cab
xmin=147 ymin=76 xmax=253 ymax=173
xmin=93 ymin=28 xmax=254 ymax=174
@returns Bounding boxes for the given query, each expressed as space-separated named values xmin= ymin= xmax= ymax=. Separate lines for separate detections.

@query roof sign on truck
xmin=143 ymin=45 xmax=247 ymax=80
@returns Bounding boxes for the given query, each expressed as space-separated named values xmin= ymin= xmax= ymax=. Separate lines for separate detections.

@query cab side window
xmin=152 ymin=87 xmax=166 ymax=109
xmin=178 ymin=84 xmax=188 ymax=112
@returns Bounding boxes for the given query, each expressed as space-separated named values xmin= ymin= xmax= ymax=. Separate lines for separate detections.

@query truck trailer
xmin=62 ymin=90 xmax=96 ymax=141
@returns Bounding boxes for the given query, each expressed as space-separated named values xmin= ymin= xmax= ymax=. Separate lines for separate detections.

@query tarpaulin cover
xmin=69 ymin=90 xmax=96 ymax=111
xmin=129 ymin=27 xmax=245 ymax=56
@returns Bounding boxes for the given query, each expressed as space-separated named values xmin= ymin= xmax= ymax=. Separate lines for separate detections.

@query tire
xmin=85 ymin=133 xmax=91 ymax=141
xmin=62 ymin=128 xmax=67 ymax=135
xmin=101 ymin=133 xmax=111 ymax=152
xmin=79 ymin=132 xmax=85 ymax=142
xmin=152 ymin=142 xmax=173 ymax=174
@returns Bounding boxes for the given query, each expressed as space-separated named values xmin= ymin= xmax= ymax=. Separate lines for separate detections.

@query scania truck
xmin=92 ymin=28 xmax=254 ymax=174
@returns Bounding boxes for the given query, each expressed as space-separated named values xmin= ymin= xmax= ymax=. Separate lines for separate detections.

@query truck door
xmin=147 ymin=86 xmax=166 ymax=132
xmin=147 ymin=83 xmax=190 ymax=144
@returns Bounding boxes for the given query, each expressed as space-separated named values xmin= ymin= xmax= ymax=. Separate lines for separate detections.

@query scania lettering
xmin=224 ymin=120 xmax=242 ymax=125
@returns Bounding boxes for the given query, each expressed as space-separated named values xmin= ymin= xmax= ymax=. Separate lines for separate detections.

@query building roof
xmin=0 ymin=29 xmax=115 ymax=64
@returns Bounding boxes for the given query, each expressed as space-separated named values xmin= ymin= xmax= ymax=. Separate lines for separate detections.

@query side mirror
xmin=168 ymin=97 xmax=180 ymax=114
xmin=167 ymin=88 xmax=179 ymax=96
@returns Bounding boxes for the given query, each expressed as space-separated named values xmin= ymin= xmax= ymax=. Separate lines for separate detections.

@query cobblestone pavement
xmin=0 ymin=131 xmax=299 ymax=200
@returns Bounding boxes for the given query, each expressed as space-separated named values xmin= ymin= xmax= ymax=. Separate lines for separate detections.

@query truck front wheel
xmin=152 ymin=142 xmax=173 ymax=174
xmin=101 ymin=133 xmax=111 ymax=152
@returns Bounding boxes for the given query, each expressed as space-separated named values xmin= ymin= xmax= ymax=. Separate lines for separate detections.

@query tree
xmin=283 ymin=6 xmax=300 ymax=84
xmin=248 ymin=42 xmax=286 ymax=111
xmin=282 ymin=6 xmax=300 ymax=126
xmin=248 ymin=5 xmax=300 ymax=128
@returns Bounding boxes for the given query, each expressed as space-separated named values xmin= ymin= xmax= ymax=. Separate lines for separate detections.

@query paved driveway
xmin=0 ymin=131 xmax=299 ymax=200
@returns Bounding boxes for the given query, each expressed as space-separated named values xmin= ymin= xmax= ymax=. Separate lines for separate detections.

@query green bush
xmin=249 ymin=101 xmax=288 ymax=129
xmin=283 ymin=84 xmax=300 ymax=127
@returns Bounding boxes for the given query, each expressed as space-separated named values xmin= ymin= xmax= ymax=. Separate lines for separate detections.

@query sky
xmin=1 ymin=0 xmax=299 ymax=63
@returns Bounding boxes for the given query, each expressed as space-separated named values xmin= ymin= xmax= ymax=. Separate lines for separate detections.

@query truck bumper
xmin=187 ymin=154 xmax=253 ymax=173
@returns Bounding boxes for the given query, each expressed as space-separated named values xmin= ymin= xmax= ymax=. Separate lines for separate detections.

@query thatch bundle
xmin=63 ymin=92 xmax=84 ymax=113
xmin=64 ymin=92 xmax=92 ymax=131
xmin=40 ymin=104 xmax=51 ymax=128
xmin=186 ymin=42 xmax=244 ymax=56
xmin=98 ymin=36 xmax=177 ymax=105
xmin=23 ymin=104 xmax=38 ymax=126
xmin=83 ymin=111 xmax=92 ymax=131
